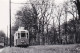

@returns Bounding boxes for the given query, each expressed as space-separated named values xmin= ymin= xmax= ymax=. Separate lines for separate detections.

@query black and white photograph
xmin=0 ymin=0 xmax=80 ymax=53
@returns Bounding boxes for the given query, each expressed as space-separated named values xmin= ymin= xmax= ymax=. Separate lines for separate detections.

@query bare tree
xmin=29 ymin=0 xmax=55 ymax=45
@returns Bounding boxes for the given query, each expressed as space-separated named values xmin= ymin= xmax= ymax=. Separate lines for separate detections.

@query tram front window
xmin=21 ymin=32 xmax=26 ymax=37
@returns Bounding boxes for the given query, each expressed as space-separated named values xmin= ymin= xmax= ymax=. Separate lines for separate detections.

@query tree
xmin=0 ymin=31 xmax=6 ymax=46
xmin=0 ymin=31 xmax=5 ymax=37
xmin=29 ymin=0 xmax=55 ymax=45
xmin=11 ymin=4 xmax=39 ymax=45
xmin=74 ymin=0 xmax=80 ymax=19
xmin=60 ymin=0 xmax=78 ymax=44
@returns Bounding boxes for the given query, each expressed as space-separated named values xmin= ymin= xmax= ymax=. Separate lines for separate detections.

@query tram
xmin=14 ymin=27 xmax=29 ymax=47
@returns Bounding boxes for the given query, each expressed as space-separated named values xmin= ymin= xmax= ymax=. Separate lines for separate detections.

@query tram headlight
xmin=21 ymin=40 xmax=24 ymax=42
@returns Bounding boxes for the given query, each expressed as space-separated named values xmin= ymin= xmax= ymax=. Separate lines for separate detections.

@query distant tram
xmin=0 ymin=37 xmax=4 ymax=47
xmin=14 ymin=27 xmax=29 ymax=47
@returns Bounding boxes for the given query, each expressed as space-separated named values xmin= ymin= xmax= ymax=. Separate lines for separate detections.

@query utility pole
xmin=9 ymin=0 xmax=11 ymax=47
xmin=7 ymin=26 xmax=8 ymax=46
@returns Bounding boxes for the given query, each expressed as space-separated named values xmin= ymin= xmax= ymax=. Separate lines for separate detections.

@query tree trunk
xmin=75 ymin=0 xmax=80 ymax=19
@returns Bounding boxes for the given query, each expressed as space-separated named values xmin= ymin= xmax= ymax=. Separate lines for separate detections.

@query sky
xmin=0 ymin=0 xmax=28 ymax=36
xmin=0 ymin=0 xmax=9 ymax=35
xmin=0 ymin=0 xmax=67 ymax=36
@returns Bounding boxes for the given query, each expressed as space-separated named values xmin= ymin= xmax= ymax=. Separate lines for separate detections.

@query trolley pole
xmin=9 ymin=0 xmax=11 ymax=47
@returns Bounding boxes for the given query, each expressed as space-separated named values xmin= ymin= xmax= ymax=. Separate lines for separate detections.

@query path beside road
xmin=0 ymin=48 xmax=4 ymax=53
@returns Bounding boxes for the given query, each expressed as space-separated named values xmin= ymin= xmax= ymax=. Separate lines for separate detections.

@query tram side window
xmin=18 ymin=33 xmax=20 ymax=38
xmin=27 ymin=33 xmax=28 ymax=38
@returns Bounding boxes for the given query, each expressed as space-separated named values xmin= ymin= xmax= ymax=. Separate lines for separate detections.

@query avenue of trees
xmin=11 ymin=0 xmax=80 ymax=45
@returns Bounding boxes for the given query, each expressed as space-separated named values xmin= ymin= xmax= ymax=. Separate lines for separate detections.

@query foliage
xmin=61 ymin=18 xmax=80 ymax=44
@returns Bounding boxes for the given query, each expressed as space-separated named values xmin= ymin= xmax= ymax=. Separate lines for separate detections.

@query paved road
xmin=0 ymin=45 xmax=80 ymax=53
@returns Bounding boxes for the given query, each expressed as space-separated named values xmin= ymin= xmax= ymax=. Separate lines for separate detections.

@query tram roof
xmin=15 ymin=27 xmax=29 ymax=33
xmin=15 ymin=30 xmax=29 ymax=34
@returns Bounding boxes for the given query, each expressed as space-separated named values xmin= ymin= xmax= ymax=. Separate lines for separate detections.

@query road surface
xmin=0 ymin=44 xmax=80 ymax=53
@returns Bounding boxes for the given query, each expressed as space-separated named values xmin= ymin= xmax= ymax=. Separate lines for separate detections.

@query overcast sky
xmin=0 ymin=0 xmax=67 ymax=36
xmin=0 ymin=0 xmax=28 ymax=36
